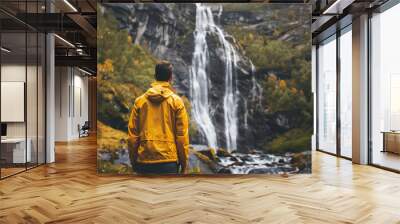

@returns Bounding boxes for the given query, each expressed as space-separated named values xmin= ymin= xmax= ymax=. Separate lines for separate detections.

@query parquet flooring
xmin=1 ymin=167 xmax=26 ymax=178
xmin=0 ymin=136 xmax=400 ymax=223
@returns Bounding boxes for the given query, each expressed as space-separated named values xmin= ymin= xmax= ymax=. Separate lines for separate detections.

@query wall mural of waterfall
xmin=97 ymin=3 xmax=312 ymax=175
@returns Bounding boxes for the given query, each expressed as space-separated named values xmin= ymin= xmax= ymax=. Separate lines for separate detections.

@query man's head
xmin=155 ymin=61 xmax=172 ymax=82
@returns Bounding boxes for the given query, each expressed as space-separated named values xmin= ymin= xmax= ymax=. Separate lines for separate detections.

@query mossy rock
xmin=192 ymin=150 xmax=219 ymax=173
xmin=290 ymin=152 xmax=311 ymax=172
xmin=198 ymin=149 xmax=216 ymax=161
xmin=216 ymin=148 xmax=232 ymax=157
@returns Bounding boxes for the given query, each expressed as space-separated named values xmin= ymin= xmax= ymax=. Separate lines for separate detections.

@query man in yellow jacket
xmin=128 ymin=61 xmax=189 ymax=174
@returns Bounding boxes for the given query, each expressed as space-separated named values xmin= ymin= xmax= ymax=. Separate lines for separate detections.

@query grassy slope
xmin=97 ymin=121 xmax=128 ymax=151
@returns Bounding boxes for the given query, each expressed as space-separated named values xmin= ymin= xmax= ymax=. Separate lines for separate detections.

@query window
xmin=317 ymin=35 xmax=337 ymax=154
xmin=0 ymin=1 xmax=47 ymax=179
xmin=370 ymin=3 xmax=400 ymax=171
xmin=339 ymin=26 xmax=352 ymax=158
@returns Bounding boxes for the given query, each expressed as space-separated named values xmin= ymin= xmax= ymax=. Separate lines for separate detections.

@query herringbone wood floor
xmin=0 ymin=136 xmax=400 ymax=224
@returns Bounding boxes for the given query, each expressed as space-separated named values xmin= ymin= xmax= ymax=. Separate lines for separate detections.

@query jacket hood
xmin=145 ymin=81 xmax=174 ymax=103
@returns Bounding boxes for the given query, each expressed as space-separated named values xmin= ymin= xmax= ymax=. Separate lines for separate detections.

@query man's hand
xmin=180 ymin=163 xmax=188 ymax=174
xmin=175 ymin=100 xmax=189 ymax=175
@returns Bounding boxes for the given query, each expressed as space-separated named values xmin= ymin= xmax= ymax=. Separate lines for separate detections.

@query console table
xmin=0 ymin=138 xmax=32 ymax=165
xmin=382 ymin=131 xmax=400 ymax=154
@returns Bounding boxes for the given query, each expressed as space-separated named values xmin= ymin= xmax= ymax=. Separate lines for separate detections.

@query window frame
xmin=315 ymin=22 xmax=353 ymax=161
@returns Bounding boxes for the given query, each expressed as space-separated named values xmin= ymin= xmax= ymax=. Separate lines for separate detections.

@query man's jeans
xmin=134 ymin=162 xmax=179 ymax=174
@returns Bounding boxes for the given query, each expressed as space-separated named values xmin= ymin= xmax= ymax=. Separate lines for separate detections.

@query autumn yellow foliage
xmin=98 ymin=59 xmax=114 ymax=74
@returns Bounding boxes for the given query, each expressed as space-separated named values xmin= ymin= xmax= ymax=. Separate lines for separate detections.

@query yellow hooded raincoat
xmin=128 ymin=81 xmax=189 ymax=167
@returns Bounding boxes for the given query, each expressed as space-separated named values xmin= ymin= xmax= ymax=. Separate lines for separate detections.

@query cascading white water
xmin=221 ymin=38 xmax=238 ymax=152
xmin=250 ymin=61 xmax=263 ymax=108
xmin=189 ymin=3 xmax=218 ymax=149
xmin=250 ymin=62 xmax=258 ymax=102
xmin=190 ymin=3 xmax=239 ymax=152
xmin=243 ymin=99 xmax=249 ymax=130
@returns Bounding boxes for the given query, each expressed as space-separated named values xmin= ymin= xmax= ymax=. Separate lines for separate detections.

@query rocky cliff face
xmin=102 ymin=3 xmax=309 ymax=152
xmin=105 ymin=4 xmax=196 ymax=93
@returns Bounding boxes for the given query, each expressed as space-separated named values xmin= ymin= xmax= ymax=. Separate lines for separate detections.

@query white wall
xmin=55 ymin=67 xmax=69 ymax=141
xmin=55 ymin=67 xmax=89 ymax=141
xmin=72 ymin=72 xmax=89 ymax=138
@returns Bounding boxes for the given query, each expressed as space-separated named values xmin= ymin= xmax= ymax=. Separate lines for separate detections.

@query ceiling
xmin=311 ymin=0 xmax=391 ymax=43
xmin=1 ymin=0 xmax=392 ymax=74
xmin=0 ymin=0 xmax=97 ymax=75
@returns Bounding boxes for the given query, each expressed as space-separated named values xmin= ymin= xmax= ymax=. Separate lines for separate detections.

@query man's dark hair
xmin=155 ymin=61 xmax=172 ymax=81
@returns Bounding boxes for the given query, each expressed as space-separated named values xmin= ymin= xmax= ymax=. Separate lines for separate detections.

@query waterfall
xmin=250 ymin=62 xmax=258 ymax=102
xmin=134 ymin=15 xmax=149 ymax=45
xmin=221 ymin=33 xmax=239 ymax=152
xmin=190 ymin=3 xmax=239 ymax=152
xmin=250 ymin=61 xmax=263 ymax=108
xmin=189 ymin=3 xmax=218 ymax=149
xmin=243 ymin=99 xmax=248 ymax=130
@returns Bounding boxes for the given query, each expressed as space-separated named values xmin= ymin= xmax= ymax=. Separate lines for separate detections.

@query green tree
xmin=97 ymin=6 xmax=157 ymax=131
